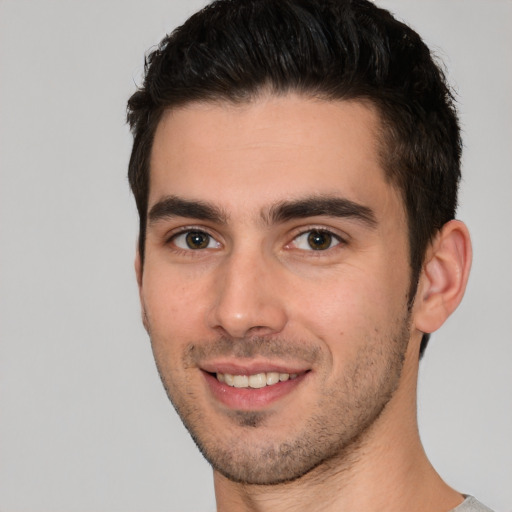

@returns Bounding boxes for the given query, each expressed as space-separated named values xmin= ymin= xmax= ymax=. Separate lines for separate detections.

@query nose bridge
xmin=207 ymin=243 xmax=288 ymax=338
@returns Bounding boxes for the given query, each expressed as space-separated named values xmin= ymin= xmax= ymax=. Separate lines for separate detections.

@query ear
xmin=134 ymin=243 xmax=150 ymax=333
xmin=135 ymin=242 xmax=143 ymax=290
xmin=414 ymin=220 xmax=472 ymax=334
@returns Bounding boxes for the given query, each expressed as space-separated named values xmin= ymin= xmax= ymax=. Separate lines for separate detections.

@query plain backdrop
xmin=0 ymin=1 xmax=510 ymax=511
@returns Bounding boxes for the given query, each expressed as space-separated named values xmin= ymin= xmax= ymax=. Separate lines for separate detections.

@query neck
xmin=213 ymin=347 xmax=463 ymax=512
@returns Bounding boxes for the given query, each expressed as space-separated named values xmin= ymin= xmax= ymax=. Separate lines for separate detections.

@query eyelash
xmin=165 ymin=226 xmax=347 ymax=254
xmin=166 ymin=227 xmax=221 ymax=253
xmin=286 ymin=227 xmax=346 ymax=253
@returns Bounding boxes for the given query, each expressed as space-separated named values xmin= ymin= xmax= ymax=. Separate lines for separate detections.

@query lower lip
xmin=203 ymin=371 xmax=308 ymax=410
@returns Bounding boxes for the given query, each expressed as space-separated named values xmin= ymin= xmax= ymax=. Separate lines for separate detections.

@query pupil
xmin=186 ymin=231 xmax=208 ymax=249
xmin=308 ymin=231 xmax=331 ymax=250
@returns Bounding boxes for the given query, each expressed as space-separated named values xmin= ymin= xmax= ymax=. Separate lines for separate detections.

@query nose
xmin=206 ymin=249 xmax=288 ymax=339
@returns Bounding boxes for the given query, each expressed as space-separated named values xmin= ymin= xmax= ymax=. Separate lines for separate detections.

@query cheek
xmin=141 ymin=269 xmax=208 ymax=345
xmin=290 ymin=264 xmax=408 ymax=348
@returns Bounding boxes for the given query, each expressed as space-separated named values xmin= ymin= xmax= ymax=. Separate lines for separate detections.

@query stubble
xmin=149 ymin=308 xmax=412 ymax=486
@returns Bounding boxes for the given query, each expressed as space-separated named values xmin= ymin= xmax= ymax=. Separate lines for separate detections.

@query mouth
xmin=202 ymin=366 xmax=309 ymax=410
xmin=216 ymin=371 xmax=299 ymax=389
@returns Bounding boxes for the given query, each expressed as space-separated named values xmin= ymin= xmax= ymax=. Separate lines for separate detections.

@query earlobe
xmin=414 ymin=220 xmax=472 ymax=334
xmin=134 ymin=243 xmax=150 ymax=333
xmin=135 ymin=242 xmax=143 ymax=290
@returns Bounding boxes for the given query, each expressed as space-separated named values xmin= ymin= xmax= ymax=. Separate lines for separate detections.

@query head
xmin=127 ymin=0 xmax=462 ymax=357
xmin=127 ymin=0 xmax=470 ymax=487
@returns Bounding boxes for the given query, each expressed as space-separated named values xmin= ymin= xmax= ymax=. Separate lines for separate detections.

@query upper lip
xmin=199 ymin=359 xmax=310 ymax=376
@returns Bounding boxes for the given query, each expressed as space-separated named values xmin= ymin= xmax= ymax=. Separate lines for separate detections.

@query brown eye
xmin=291 ymin=229 xmax=341 ymax=252
xmin=307 ymin=230 xmax=333 ymax=250
xmin=185 ymin=231 xmax=210 ymax=249
xmin=171 ymin=230 xmax=221 ymax=252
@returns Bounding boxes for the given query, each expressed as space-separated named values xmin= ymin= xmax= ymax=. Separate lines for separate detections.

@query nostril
xmin=206 ymin=271 xmax=288 ymax=338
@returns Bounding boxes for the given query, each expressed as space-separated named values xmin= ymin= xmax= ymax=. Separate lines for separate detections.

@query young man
xmin=127 ymin=1 xmax=490 ymax=510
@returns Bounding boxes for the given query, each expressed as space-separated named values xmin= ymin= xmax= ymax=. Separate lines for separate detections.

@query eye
xmin=171 ymin=230 xmax=220 ymax=250
xmin=292 ymin=229 xmax=341 ymax=251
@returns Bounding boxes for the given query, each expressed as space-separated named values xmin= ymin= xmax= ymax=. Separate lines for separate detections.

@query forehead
xmin=149 ymin=94 xmax=402 ymax=221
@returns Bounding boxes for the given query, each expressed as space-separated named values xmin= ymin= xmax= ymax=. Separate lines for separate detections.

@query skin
xmin=137 ymin=94 xmax=472 ymax=512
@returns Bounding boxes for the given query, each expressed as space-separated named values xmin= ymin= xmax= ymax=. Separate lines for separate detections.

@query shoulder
xmin=451 ymin=496 xmax=495 ymax=512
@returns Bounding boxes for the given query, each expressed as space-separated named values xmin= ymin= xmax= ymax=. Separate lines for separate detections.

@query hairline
xmin=143 ymin=90 xmax=422 ymax=309
xmin=144 ymin=89 xmax=413 ymax=247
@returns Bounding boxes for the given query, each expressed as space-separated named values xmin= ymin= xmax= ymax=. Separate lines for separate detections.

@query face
xmin=139 ymin=95 xmax=415 ymax=485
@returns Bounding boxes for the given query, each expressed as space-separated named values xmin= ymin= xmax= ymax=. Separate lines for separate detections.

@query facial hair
xmin=149 ymin=309 xmax=412 ymax=486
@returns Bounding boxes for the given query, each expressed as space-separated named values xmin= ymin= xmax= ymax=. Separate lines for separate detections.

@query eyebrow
xmin=265 ymin=196 xmax=377 ymax=228
xmin=148 ymin=195 xmax=228 ymax=225
xmin=148 ymin=194 xmax=377 ymax=228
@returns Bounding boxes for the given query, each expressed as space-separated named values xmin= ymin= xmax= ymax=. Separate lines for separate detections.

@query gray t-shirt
xmin=451 ymin=496 xmax=494 ymax=512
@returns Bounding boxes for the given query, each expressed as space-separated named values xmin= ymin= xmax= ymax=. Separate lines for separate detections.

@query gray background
xmin=0 ymin=1 xmax=510 ymax=511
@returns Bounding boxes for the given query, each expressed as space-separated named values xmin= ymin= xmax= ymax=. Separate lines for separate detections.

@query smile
xmin=216 ymin=372 xmax=299 ymax=388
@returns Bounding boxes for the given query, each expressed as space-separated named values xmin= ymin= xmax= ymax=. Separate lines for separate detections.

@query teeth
xmin=266 ymin=372 xmax=280 ymax=385
xmin=248 ymin=373 xmax=267 ymax=388
xmin=216 ymin=371 xmax=300 ymax=388
xmin=233 ymin=375 xmax=249 ymax=388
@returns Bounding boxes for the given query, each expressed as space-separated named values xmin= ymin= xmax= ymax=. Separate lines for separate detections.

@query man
xmin=126 ymin=0 xmax=490 ymax=510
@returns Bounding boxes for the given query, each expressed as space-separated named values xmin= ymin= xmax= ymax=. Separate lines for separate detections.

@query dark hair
xmin=127 ymin=0 xmax=462 ymax=356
